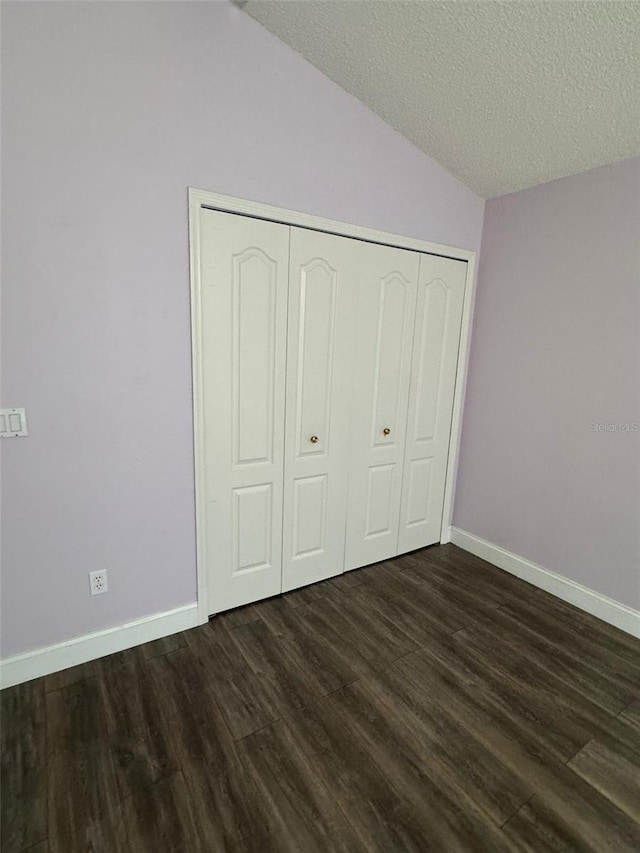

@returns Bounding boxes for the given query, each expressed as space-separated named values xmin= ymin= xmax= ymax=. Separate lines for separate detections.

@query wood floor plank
xmin=282 ymin=581 xmax=329 ymax=608
xmin=145 ymin=648 xmax=262 ymax=850
xmin=456 ymin=621 xmax=640 ymax=758
xmin=255 ymin=597 xmax=359 ymax=694
xmin=262 ymin=701 xmax=449 ymax=852
xmin=229 ymin=619 xmax=326 ymax=716
xmin=398 ymin=557 xmax=501 ymax=626
xmin=46 ymin=678 xmax=128 ymax=853
xmin=390 ymin=578 xmax=469 ymax=634
xmin=420 ymin=546 xmax=639 ymax=672
xmin=501 ymin=598 xmax=640 ymax=695
xmin=396 ymin=648 xmax=640 ymax=852
xmin=1 ymin=681 xmax=47 ymax=853
xmin=311 ymin=567 xmax=372 ymax=602
xmin=620 ymin=698 xmax=640 ymax=730
xmin=419 ymin=544 xmax=542 ymax=604
xmin=342 ymin=590 xmax=423 ymax=661
xmin=528 ymin=586 xmax=640 ymax=667
xmin=121 ymin=770 xmax=217 ymax=852
xmin=463 ymin=600 xmax=633 ymax=715
xmin=355 ymin=662 xmax=533 ymax=826
xmin=413 ymin=631 xmax=594 ymax=762
xmin=4 ymin=543 xmax=640 ymax=851
xmin=329 ymin=681 xmax=519 ymax=852
xmin=236 ymin=718 xmax=366 ymax=853
xmin=346 ymin=558 xmax=426 ymax=601
xmin=503 ymin=791 xmax=640 ymax=853
xmin=289 ymin=599 xmax=376 ymax=678
xmin=459 ymin=616 xmax=611 ymax=717
xmin=403 ymin=550 xmax=516 ymax=609
xmin=97 ymin=648 xmax=177 ymax=800
xmin=43 ymin=659 xmax=99 ymax=693
xmin=433 ymin=554 xmax=545 ymax=612
xmin=186 ymin=620 xmax=279 ymax=739
xmin=212 ymin=600 xmax=270 ymax=629
xmin=568 ymin=738 xmax=640 ymax=821
xmin=354 ymin=582 xmax=467 ymax=646
xmin=302 ymin=592 xmax=419 ymax=668
xmin=137 ymin=631 xmax=187 ymax=660
xmin=402 ymin=562 xmax=506 ymax=619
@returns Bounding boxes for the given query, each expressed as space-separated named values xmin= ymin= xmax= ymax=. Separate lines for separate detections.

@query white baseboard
xmin=0 ymin=603 xmax=201 ymax=689
xmin=450 ymin=527 xmax=640 ymax=639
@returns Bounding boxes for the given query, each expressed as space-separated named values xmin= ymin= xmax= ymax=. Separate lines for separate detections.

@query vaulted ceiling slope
xmin=244 ymin=1 xmax=640 ymax=198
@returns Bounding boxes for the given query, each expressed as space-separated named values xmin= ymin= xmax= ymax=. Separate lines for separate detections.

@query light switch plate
xmin=0 ymin=408 xmax=28 ymax=437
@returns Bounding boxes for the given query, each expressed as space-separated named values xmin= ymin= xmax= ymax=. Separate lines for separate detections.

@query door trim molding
xmin=450 ymin=527 xmax=640 ymax=638
xmin=189 ymin=188 xmax=477 ymax=618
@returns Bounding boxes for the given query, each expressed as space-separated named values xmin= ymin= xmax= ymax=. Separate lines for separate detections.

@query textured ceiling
xmin=243 ymin=0 xmax=640 ymax=197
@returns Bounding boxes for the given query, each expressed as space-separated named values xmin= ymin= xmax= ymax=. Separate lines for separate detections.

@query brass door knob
xmin=310 ymin=435 xmax=319 ymax=443
xmin=383 ymin=428 xmax=391 ymax=436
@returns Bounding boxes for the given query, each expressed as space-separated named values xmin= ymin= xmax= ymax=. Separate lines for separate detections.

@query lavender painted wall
xmin=1 ymin=1 xmax=484 ymax=657
xmin=454 ymin=158 xmax=640 ymax=609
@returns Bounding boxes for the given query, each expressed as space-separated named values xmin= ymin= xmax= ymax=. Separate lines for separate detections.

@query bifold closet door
xmin=345 ymin=244 xmax=420 ymax=570
xmin=281 ymin=229 xmax=357 ymax=591
xmin=398 ymin=254 xmax=467 ymax=551
xmin=199 ymin=209 xmax=289 ymax=614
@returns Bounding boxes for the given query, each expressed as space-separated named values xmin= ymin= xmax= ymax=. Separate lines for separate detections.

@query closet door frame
xmin=189 ymin=188 xmax=477 ymax=623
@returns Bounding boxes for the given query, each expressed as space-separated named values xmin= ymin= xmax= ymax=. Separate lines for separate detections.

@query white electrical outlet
xmin=0 ymin=408 xmax=28 ymax=437
xmin=89 ymin=570 xmax=108 ymax=596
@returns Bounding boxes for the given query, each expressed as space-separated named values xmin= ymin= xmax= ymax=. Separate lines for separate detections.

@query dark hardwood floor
xmin=2 ymin=544 xmax=640 ymax=852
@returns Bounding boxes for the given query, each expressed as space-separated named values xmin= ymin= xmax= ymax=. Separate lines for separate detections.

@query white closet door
xmin=282 ymin=228 xmax=357 ymax=591
xmin=345 ymin=243 xmax=420 ymax=570
xmin=199 ymin=209 xmax=289 ymax=613
xmin=398 ymin=254 xmax=467 ymax=552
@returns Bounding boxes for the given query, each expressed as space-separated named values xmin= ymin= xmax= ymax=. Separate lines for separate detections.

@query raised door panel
xmin=371 ymin=274 xmax=410 ymax=447
xmin=365 ymin=464 xmax=396 ymax=539
xmin=404 ymin=458 xmax=434 ymax=529
xmin=398 ymin=254 xmax=467 ymax=552
xmin=292 ymin=475 xmax=327 ymax=558
xmin=282 ymin=229 xmax=357 ymax=591
xmin=233 ymin=249 xmax=277 ymax=466
xmin=345 ymin=244 xmax=420 ymax=570
xmin=233 ymin=484 xmax=273 ymax=573
xmin=199 ymin=209 xmax=288 ymax=613
xmin=295 ymin=259 xmax=336 ymax=459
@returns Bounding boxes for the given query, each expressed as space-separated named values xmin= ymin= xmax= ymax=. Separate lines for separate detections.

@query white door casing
xmin=281 ymin=228 xmax=357 ymax=591
xmin=345 ymin=242 xmax=420 ymax=570
xmin=199 ymin=210 xmax=289 ymax=613
xmin=398 ymin=254 xmax=467 ymax=552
